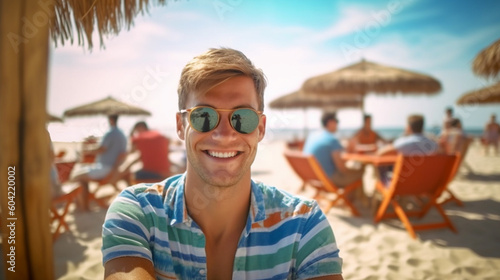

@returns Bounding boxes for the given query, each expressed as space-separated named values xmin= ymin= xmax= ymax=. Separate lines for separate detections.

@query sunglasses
xmin=180 ymin=106 xmax=263 ymax=134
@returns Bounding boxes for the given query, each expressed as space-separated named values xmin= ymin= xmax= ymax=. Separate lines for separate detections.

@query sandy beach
xmin=51 ymin=139 xmax=500 ymax=280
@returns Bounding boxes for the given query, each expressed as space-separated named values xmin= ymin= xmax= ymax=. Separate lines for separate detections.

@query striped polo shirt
xmin=102 ymin=174 xmax=343 ymax=279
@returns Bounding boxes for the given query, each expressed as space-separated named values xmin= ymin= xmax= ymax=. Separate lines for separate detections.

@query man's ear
xmin=258 ymin=114 xmax=266 ymax=142
xmin=176 ymin=113 xmax=185 ymax=140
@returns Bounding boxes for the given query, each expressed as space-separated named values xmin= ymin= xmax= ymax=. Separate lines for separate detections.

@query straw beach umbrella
xmin=458 ymin=38 xmax=500 ymax=107
xmin=472 ymin=38 xmax=500 ymax=79
xmin=48 ymin=113 xmax=63 ymax=122
xmin=456 ymin=82 xmax=500 ymax=105
xmin=301 ymin=59 xmax=442 ymax=111
xmin=269 ymin=91 xmax=363 ymax=138
xmin=269 ymin=90 xmax=363 ymax=110
xmin=51 ymin=0 xmax=169 ymax=49
xmin=63 ymin=96 xmax=151 ymax=117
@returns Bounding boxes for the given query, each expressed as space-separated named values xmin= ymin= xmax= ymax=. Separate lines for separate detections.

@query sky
xmin=47 ymin=0 xmax=500 ymax=142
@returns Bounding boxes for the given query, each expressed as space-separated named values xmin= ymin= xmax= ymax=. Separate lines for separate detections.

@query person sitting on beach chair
xmin=71 ymin=114 xmax=127 ymax=210
xmin=123 ymin=121 xmax=173 ymax=184
xmin=348 ymin=114 xmax=386 ymax=153
xmin=303 ymin=111 xmax=364 ymax=189
xmin=439 ymin=117 xmax=467 ymax=154
xmin=377 ymin=114 xmax=441 ymax=184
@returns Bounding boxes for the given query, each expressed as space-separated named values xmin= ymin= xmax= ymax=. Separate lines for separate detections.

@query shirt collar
xmin=164 ymin=175 xmax=266 ymax=231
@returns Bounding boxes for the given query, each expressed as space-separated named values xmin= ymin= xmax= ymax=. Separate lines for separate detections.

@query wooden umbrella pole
xmin=0 ymin=0 xmax=55 ymax=279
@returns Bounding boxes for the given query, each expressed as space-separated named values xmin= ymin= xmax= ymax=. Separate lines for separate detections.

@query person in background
xmin=71 ymin=114 xmax=127 ymax=210
xmin=125 ymin=121 xmax=171 ymax=183
xmin=348 ymin=114 xmax=386 ymax=153
xmin=378 ymin=114 xmax=440 ymax=156
xmin=102 ymin=48 xmax=344 ymax=279
xmin=439 ymin=118 xmax=467 ymax=154
xmin=304 ymin=111 xmax=364 ymax=188
xmin=483 ymin=113 xmax=500 ymax=155
xmin=377 ymin=114 xmax=440 ymax=185
xmin=442 ymin=107 xmax=454 ymax=132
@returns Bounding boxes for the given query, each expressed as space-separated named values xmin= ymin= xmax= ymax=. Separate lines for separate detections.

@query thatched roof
xmin=472 ymin=38 xmax=500 ymax=79
xmin=51 ymin=0 xmax=169 ymax=49
xmin=301 ymin=59 xmax=442 ymax=95
xmin=269 ymin=91 xmax=363 ymax=110
xmin=456 ymin=82 xmax=500 ymax=105
xmin=48 ymin=113 xmax=63 ymax=122
xmin=63 ymin=96 xmax=151 ymax=117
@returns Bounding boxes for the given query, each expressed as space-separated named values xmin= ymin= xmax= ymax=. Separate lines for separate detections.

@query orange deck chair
xmin=51 ymin=161 xmax=82 ymax=241
xmin=86 ymin=152 xmax=128 ymax=209
xmin=374 ymin=153 xmax=461 ymax=239
xmin=284 ymin=150 xmax=362 ymax=216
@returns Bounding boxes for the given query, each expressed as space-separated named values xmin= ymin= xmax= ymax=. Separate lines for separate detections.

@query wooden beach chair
xmin=86 ymin=152 xmax=128 ymax=209
xmin=284 ymin=150 xmax=362 ymax=216
xmin=373 ymin=154 xmax=461 ymax=239
xmin=51 ymin=161 xmax=82 ymax=241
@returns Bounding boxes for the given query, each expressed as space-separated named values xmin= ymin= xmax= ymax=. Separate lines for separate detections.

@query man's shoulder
xmin=304 ymin=131 xmax=339 ymax=151
xmin=107 ymin=127 xmax=127 ymax=139
xmin=255 ymin=182 xmax=317 ymax=212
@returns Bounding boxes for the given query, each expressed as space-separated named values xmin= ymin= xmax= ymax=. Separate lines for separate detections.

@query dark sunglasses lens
xmin=190 ymin=107 xmax=219 ymax=132
xmin=231 ymin=109 xmax=259 ymax=134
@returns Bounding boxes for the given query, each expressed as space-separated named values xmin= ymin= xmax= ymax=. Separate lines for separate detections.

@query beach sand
xmin=51 ymin=139 xmax=500 ymax=279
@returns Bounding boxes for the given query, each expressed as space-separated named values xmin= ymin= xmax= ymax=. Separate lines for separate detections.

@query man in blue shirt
xmin=303 ymin=111 xmax=363 ymax=188
xmin=72 ymin=114 xmax=127 ymax=210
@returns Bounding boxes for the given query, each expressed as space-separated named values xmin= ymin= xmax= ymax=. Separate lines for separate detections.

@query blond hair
xmin=177 ymin=48 xmax=267 ymax=111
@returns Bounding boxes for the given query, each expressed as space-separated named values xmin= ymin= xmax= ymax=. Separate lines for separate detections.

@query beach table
xmin=342 ymin=152 xmax=398 ymax=166
xmin=341 ymin=152 xmax=398 ymax=210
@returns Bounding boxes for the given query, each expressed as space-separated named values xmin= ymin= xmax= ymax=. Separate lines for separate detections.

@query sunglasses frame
xmin=179 ymin=106 xmax=263 ymax=134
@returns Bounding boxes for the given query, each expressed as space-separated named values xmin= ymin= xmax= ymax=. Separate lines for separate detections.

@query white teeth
xmin=208 ymin=151 xmax=237 ymax=158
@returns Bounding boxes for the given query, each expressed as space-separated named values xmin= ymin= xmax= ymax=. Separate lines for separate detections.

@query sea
xmin=48 ymin=119 xmax=484 ymax=143
xmin=262 ymin=127 xmax=485 ymax=143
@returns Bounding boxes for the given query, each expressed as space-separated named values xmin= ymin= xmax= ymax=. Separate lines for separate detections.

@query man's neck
xmin=184 ymin=174 xmax=252 ymax=239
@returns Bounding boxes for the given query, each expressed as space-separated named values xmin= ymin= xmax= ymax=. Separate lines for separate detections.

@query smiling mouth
xmin=205 ymin=150 xmax=240 ymax=159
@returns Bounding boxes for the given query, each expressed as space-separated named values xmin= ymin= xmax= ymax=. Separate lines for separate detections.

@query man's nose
xmin=211 ymin=113 xmax=238 ymax=140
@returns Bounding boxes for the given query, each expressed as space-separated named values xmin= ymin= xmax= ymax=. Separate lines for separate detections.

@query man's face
xmin=363 ymin=117 xmax=372 ymax=130
xmin=327 ymin=118 xmax=338 ymax=133
xmin=176 ymin=76 xmax=266 ymax=188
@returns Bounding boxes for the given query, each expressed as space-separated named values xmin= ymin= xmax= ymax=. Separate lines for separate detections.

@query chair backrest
xmin=388 ymin=154 xmax=460 ymax=197
xmin=99 ymin=152 xmax=128 ymax=184
xmin=55 ymin=161 xmax=76 ymax=183
xmin=458 ymin=136 xmax=473 ymax=160
xmin=283 ymin=150 xmax=337 ymax=192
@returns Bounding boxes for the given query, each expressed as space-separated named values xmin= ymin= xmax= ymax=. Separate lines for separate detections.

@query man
xmin=442 ymin=107 xmax=454 ymax=132
xmin=72 ymin=114 xmax=127 ymax=210
xmin=303 ymin=111 xmax=363 ymax=188
xmin=348 ymin=114 xmax=385 ymax=153
xmin=483 ymin=113 xmax=500 ymax=155
xmin=377 ymin=114 xmax=440 ymax=185
xmin=439 ymin=117 xmax=467 ymax=154
xmin=102 ymin=48 xmax=344 ymax=279
xmin=126 ymin=121 xmax=171 ymax=182
xmin=378 ymin=114 xmax=439 ymax=156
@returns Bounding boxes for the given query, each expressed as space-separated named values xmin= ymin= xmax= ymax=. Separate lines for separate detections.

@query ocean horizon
xmin=48 ymin=120 xmax=485 ymax=143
